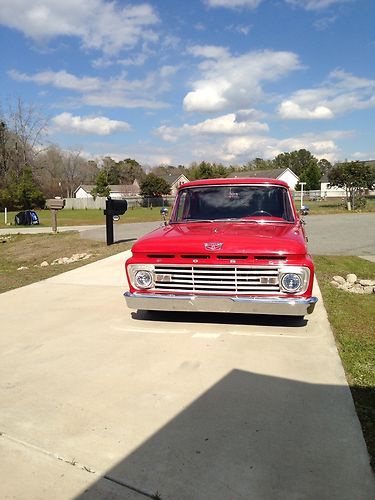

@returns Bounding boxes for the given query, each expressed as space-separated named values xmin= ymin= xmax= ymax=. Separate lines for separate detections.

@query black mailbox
xmin=104 ymin=197 xmax=128 ymax=245
xmin=104 ymin=198 xmax=128 ymax=216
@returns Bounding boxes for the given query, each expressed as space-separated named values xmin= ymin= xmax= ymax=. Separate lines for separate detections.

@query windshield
xmin=172 ymin=184 xmax=295 ymax=223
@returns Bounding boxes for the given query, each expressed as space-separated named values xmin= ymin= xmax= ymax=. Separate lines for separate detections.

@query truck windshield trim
xmin=172 ymin=184 xmax=295 ymax=223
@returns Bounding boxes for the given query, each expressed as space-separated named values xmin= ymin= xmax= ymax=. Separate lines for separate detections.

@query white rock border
xmin=331 ymin=274 xmax=375 ymax=294
xmin=17 ymin=253 xmax=94 ymax=271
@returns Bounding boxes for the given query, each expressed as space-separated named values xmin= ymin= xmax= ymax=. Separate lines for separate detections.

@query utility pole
xmin=299 ymin=182 xmax=306 ymax=210
xmin=0 ymin=121 xmax=7 ymax=174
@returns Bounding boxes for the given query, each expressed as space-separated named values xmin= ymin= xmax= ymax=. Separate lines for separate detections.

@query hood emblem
xmin=204 ymin=242 xmax=223 ymax=251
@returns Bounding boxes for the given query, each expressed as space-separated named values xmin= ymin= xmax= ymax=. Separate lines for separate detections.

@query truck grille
xmin=154 ymin=265 xmax=280 ymax=295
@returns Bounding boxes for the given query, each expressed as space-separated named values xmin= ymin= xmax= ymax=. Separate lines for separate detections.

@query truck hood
xmin=131 ymin=221 xmax=307 ymax=257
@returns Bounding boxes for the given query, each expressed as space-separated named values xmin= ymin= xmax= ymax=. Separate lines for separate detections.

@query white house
xmin=74 ymin=180 xmax=141 ymax=199
xmin=229 ymin=168 xmax=299 ymax=190
xmin=320 ymin=160 xmax=375 ymax=198
xmin=319 ymin=173 xmax=346 ymax=198
xmin=161 ymin=173 xmax=190 ymax=195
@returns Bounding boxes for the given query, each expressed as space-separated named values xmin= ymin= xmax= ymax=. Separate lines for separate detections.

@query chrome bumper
xmin=124 ymin=292 xmax=318 ymax=316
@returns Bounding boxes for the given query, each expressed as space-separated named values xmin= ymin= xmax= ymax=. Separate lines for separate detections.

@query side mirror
xmin=300 ymin=205 xmax=309 ymax=216
xmin=160 ymin=207 xmax=168 ymax=226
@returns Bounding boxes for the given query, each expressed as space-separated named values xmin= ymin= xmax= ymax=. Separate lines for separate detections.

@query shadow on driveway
xmin=131 ymin=310 xmax=308 ymax=328
xmin=76 ymin=370 xmax=374 ymax=500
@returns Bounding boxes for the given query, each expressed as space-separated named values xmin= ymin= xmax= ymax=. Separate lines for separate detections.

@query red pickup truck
xmin=125 ymin=178 xmax=317 ymax=317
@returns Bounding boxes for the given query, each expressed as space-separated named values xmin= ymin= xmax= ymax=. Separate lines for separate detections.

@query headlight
xmin=128 ymin=264 xmax=155 ymax=290
xmin=279 ymin=267 xmax=310 ymax=294
xmin=281 ymin=273 xmax=302 ymax=292
xmin=135 ymin=270 xmax=153 ymax=289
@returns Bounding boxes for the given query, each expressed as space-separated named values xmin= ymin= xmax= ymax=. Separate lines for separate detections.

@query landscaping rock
xmin=50 ymin=253 xmax=93 ymax=266
xmin=341 ymin=282 xmax=353 ymax=291
xmin=40 ymin=261 xmax=49 ymax=267
xmin=332 ymin=275 xmax=346 ymax=285
xmin=17 ymin=266 xmax=29 ymax=271
xmin=330 ymin=273 xmax=375 ymax=295
xmin=346 ymin=273 xmax=357 ymax=284
xmin=330 ymin=280 xmax=341 ymax=288
xmin=359 ymin=279 xmax=375 ymax=287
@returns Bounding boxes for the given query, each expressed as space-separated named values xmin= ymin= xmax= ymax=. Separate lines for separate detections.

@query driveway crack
xmin=0 ymin=431 xmax=163 ymax=499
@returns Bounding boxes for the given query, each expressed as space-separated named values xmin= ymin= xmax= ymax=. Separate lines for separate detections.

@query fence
xmin=64 ymin=196 xmax=176 ymax=210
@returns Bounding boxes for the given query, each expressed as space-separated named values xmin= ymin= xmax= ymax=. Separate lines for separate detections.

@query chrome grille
xmin=154 ymin=265 xmax=280 ymax=295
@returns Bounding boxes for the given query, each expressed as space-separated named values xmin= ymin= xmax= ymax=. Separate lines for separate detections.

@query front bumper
xmin=124 ymin=292 xmax=318 ymax=316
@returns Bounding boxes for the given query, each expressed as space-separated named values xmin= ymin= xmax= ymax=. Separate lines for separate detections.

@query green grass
xmin=314 ymin=256 xmax=375 ymax=470
xmin=0 ymin=207 xmax=162 ymax=228
xmin=299 ymin=197 xmax=375 ymax=215
xmin=0 ymin=232 xmax=131 ymax=294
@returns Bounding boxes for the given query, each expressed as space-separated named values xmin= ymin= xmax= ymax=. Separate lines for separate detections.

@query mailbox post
xmin=46 ymin=198 xmax=65 ymax=233
xmin=104 ymin=197 xmax=128 ymax=245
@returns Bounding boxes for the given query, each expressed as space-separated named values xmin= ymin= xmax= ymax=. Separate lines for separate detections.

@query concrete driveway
xmin=0 ymin=251 xmax=374 ymax=499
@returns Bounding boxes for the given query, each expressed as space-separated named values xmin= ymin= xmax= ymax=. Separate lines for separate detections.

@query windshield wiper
xmin=214 ymin=218 xmax=260 ymax=223
xmin=180 ymin=218 xmax=214 ymax=223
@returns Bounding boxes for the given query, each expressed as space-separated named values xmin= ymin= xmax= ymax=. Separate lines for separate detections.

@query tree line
xmin=1 ymin=98 xmax=374 ymax=211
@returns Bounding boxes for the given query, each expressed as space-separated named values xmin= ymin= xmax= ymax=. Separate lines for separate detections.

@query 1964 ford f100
xmin=124 ymin=178 xmax=317 ymax=317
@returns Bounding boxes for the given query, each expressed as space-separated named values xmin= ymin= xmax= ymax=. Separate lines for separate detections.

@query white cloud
xmin=206 ymin=132 xmax=341 ymax=163
xmin=225 ymin=24 xmax=252 ymax=35
xmin=352 ymin=151 xmax=375 ymax=160
xmin=96 ymin=126 xmax=346 ymax=166
xmin=0 ymin=0 xmax=159 ymax=55
xmin=278 ymin=70 xmax=375 ymax=120
xmin=205 ymin=0 xmax=262 ymax=8
xmin=9 ymin=69 xmax=101 ymax=92
xmin=205 ymin=0 xmax=350 ymax=10
xmin=9 ymin=68 xmax=172 ymax=109
xmin=187 ymin=45 xmax=231 ymax=59
xmin=156 ymin=112 xmax=269 ymax=142
xmin=51 ymin=113 xmax=130 ymax=135
xmin=279 ymin=101 xmax=334 ymax=119
xmin=285 ymin=0 xmax=351 ymax=10
xmin=184 ymin=47 xmax=301 ymax=113
xmin=313 ymin=15 xmax=338 ymax=31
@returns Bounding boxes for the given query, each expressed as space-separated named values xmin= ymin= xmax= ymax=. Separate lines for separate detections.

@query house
xmin=320 ymin=160 xmax=375 ymax=198
xmin=74 ymin=180 xmax=141 ymax=199
xmin=320 ymin=173 xmax=345 ymax=198
xmin=161 ymin=173 xmax=190 ymax=195
xmin=228 ymin=168 xmax=299 ymax=190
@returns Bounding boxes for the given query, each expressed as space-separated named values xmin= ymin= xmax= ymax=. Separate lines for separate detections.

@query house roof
xmin=228 ymin=167 xmax=299 ymax=180
xmin=75 ymin=185 xmax=95 ymax=193
xmin=161 ymin=173 xmax=189 ymax=185
xmin=75 ymin=183 xmax=140 ymax=195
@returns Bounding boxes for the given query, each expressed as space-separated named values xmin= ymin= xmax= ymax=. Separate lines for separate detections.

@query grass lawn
xmin=0 ymin=232 xmax=131 ymax=294
xmin=0 ymin=207 xmax=162 ymax=228
xmin=298 ymin=197 xmax=375 ymax=215
xmin=314 ymin=256 xmax=375 ymax=470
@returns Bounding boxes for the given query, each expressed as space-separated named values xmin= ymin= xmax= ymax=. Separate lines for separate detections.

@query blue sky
xmin=1 ymin=0 xmax=374 ymax=166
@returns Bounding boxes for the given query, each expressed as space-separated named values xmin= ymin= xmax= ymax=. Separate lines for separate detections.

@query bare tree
xmin=1 ymin=98 xmax=48 ymax=180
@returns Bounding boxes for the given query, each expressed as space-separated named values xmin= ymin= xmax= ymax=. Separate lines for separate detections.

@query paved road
xmin=2 ymin=213 xmax=374 ymax=255
xmin=82 ymin=213 xmax=375 ymax=256
xmin=0 ymin=251 xmax=374 ymax=499
xmin=304 ymin=213 xmax=375 ymax=255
